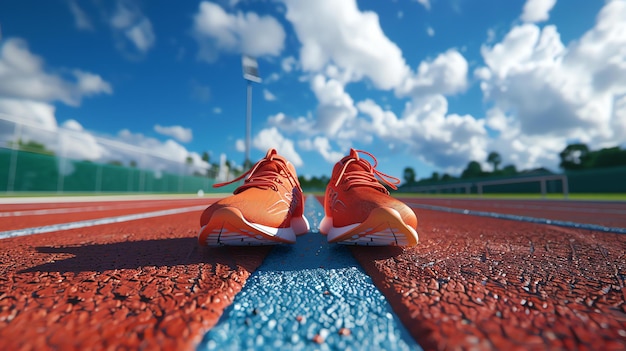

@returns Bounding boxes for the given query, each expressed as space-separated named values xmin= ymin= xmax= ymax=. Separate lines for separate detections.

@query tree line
xmin=400 ymin=143 xmax=626 ymax=187
xmin=558 ymin=143 xmax=626 ymax=171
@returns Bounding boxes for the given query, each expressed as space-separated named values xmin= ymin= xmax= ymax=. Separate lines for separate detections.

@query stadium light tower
xmin=242 ymin=55 xmax=261 ymax=169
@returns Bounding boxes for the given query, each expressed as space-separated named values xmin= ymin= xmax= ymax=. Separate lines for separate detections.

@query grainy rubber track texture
xmin=411 ymin=198 xmax=626 ymax=228
xmin=2 ymin=197 xmax=626 ymax=350
xmin=351 ymin=207 xmax=626 ymax=351
xmin=0 ymin=211 xmax=271 ymax=350
xmin=1 ymin=200 xmax=206 ymax=231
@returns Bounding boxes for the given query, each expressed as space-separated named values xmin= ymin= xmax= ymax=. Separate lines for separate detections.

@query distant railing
xmin=404 ymin=174 xmax=569 ymax=199
xmin=475 ymin=175 xmax=568 ymax=198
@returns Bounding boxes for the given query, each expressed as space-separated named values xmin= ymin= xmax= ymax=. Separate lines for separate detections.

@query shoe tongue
xmin=255 ymin=149 xmax=287 ymax=173
xmin=348 ymin=148 xmax=359 ymax=159
xmin=265 ymin=148 xmax=277 ymax=159
xmin=339 ymin=149 xmax=371 ymax=173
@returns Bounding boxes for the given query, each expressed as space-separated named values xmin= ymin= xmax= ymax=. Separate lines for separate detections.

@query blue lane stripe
xmin=198 ymin=196 xmax=422 ymax=351
xmin=409 ymin=203 xmax=626 ymax=234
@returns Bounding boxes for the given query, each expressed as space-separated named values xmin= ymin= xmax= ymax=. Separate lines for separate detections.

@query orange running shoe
xmin=319 ymin=149 xmax=418 ymax=246
xmin=198 ymin=148 xmax=309 ymax=246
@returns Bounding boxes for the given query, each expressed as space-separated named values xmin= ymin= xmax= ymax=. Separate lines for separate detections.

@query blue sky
xmin=1 ymin=0 xmax=625 ymax=182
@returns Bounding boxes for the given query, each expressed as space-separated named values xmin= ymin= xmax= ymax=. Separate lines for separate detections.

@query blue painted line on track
xmin=197 ymin=196 xmax=422 ymax=351
xmin=409 ymin=203 xmax=626 ymax=234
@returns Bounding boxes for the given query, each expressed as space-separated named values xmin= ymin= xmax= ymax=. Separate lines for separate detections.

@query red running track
xmin=1 ymin=195 xmax=625 ymax=350
xmin=407 ymin=197 xmax=626 ymax=228
xmin=0 ymin=197 xmax=218 ymax=231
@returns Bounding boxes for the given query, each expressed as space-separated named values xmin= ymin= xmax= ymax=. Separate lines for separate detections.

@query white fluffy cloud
xmin=483 ymin=107 xmax=565 ymax=170
xmin=0 ymin=39 xmax=112 ymax=106
xmin=299 ymin=136 xmax=344 ymax=164
xmin=520 ymin=0 xmax=557 ymax=23
xmin=116 ymin=129 xmax=208 ymax=173
xmin=263 ymin=89 xmax=277 ymax=101
xmin=273 ymin=0 xmax=481 ymax=170
xmin=0 ymin=98 xmax=57 ymax=131
xmin=0 ymin=37 xmax=112 ymax=155
xmin=154 ymin=124 xmax=193 ymax=143
xmin=281 ymin=56 xmax=297 ymax=73
xmin=477 ymin=0 xmax=626 ymax=170
xmin=267 ymin=112 xmax=314 ymax=135
xmin=397 ymin=49 xmax=468 ymax=98
xmin=193 ymin=1 xmax=285 ymax=61
xmin=358 ymin=96 xmax=488 ymax=173
xmin=118 ymin=129 xmax=185 ymax=158
xmin=59 ymin=120 xmax=106 ymax=161
xmin=67 ymin=0 xmax=94 ymax=31
xmin=310 ymin=75 xmax=358 ymax=137
xmin=281 ymin=0 xmax=409 ymax=90
xmin=253 ymin=127 xmax=303 ymax=167
xmin=235 ymin=138 xmax=245 ymax=153
xmin=109 ymin=1 xmax=156 ymax=55
xmin=245 ymin=0 xmax=625 ymax=175
xmin=0 ymin=37 xmax=208 ymax=175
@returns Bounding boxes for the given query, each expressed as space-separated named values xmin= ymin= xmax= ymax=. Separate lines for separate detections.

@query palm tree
xmin=403 ymin=167 xmax=416 ymax=185
xmin=487 ymin=151 xmax=502 ymax=172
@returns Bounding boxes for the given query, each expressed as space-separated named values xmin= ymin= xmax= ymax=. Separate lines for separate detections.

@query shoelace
xmin=212 ymin=155 xmax=297 ymax=194
xmin=334 ymin=149 xmax=401 ymax=193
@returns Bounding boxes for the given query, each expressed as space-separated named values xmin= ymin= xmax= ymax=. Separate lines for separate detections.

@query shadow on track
xmin=20 ymin=238 xmax=272 ymax=274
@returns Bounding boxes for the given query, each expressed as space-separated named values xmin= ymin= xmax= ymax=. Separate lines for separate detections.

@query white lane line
xmin=0 ymin=201 xmax=202 ymax=217
xmin=1 ymin=205 xmax=137 ymax=217
xmin=407 ymin=200 xmax=626 ymax=215
xmin=410 ymin=203 xmax=626 ymax=234
xmin=0 ymin=194 xmax=221 ymax=204
xmin=0 ymin=205 xmax=206 ymax=240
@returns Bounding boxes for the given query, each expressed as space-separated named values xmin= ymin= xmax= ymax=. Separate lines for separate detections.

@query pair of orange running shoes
xmin=198 ymin=148 xmax=418 ymax=247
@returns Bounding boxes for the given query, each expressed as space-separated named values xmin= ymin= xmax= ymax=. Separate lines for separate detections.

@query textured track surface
xmin=410 ymin=198 xmax=626 ymax=228
xmin=1 ymin=198 xmax=211 ymax=231
xmin=1 ymin=196 xmax=626 ymax=350
xmin=0 ymin=198 xmax=272 ymax=350
xmin=350 ymin=199 xmax=626 ymax=350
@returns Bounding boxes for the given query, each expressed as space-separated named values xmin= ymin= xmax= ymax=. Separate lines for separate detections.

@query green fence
xmin=401 ymin=167 xmax=626 ymax=195
xmin=1 ymin=148 xmax=237 ymax=194
xmin=565 ymin=166 xmax=626 ymax=193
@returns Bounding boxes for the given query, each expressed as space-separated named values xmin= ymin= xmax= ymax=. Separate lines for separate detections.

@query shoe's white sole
xmin=320 ymin=207 xmax=418 ymax=246
xmin=198 ymin=207 xmax=310 ymax=247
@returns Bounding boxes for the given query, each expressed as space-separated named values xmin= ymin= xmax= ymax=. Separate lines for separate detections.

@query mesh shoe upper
xmin=323 ymin=149 xmax=418 ymax=230
xmin=200 ymin=149 xmax=305 ymax=230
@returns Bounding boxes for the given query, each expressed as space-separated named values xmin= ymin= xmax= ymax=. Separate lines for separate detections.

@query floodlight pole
xmin=241 ymin=55 xmax=261 ymax=169
xmin=245 ymin=80 xmax=252 ymax=168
